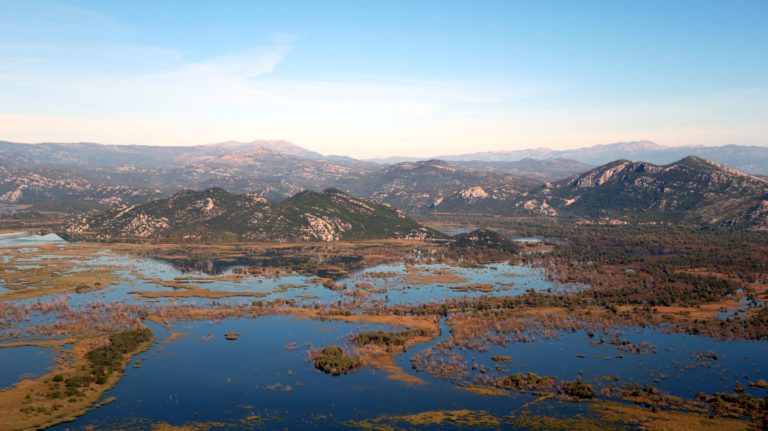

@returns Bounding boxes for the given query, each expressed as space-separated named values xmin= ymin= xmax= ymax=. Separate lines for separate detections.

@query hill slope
xmin=337 ymin=160 xmax=542 ymax=212
xmin=527 ymin=156 xmax=768 ymax=229
xmin=62 ymin=188 xmax=439 ymax=242
xmin=0 ymin=165 xmax=162 ymax=210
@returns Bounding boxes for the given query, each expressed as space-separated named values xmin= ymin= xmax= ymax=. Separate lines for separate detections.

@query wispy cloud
xmin=2 ymin=1 xmax=766 ymax=156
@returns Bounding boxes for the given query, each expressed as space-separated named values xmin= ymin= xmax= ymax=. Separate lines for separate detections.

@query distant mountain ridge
xmin=369 ymin=141 xmax=768 ymax=176
xmin=62 ymin=188 xmax=439 ymax=242
xmin=0 ymin=140 xmax=336 ymax=168
xmin=4 ymin=139 xmax=768 ymax=230
xmin=0 ymin=140 xmax=560 ymax=211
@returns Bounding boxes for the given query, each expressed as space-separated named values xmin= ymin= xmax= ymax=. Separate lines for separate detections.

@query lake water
xmin=1 ymin=242 xmax=766 ymax=429
xmin=412 ymin=324 xmax=768 ymax=401
xmin=0 ymin=232 xmax=66 ymax=247
xmin=45 ymin=316 xmax=554 ymax=430
xmin=0 ymin=346 xmax=54 ymax=390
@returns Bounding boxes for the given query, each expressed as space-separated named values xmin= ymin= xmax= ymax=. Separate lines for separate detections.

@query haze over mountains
xmin=371 ymin=140 xmax=768 ymax=176
xmin=2 ymin=139 xmax=767 ymax=230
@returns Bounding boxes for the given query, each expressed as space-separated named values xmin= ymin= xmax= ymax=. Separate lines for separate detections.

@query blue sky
xmin=1 ymin=0 xmax=766 ymax=157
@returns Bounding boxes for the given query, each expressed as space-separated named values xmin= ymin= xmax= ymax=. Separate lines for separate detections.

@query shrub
xmin=86 ymin=328 xmax=153 ymax=383
xmin=496 ymin=372 xmax=556 ymax=391
xmin=311 ymin=345 xmax=361 ymax=376
xmin=350 ymin=328 xmax=432 ymax=348
xmin=558 ymin=380 xmax=594 ymax=399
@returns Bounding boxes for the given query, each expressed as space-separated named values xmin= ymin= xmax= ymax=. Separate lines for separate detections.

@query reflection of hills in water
xmin=0 ymin=232 xmax=66 ymax=246
xmin=152 ymin=248 xmax=365 ymax=275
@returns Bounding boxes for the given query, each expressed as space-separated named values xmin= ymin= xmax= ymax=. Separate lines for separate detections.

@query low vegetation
xmin=496 ymin=372 xmax=556 ymax=391
xmin=350 ymin=328 xmax=432 ymax=349
xmin=310 ymin=345 xmax=362 ymax=376
xmin=558 ymin=380 xmax=595 ymax=399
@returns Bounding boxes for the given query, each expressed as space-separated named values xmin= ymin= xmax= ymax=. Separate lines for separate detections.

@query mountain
xmin=0 ymin=140 xmax=372 ymax=170
xmin=201 ymin=140 xmax=325 ymax=160
xmin=0 ymin=140 xmax=377 ymax=205
xmin=424 ymin=156 xmax=768 ymax=229
xmin=449 ymin=158 xmax=593 ymax=180
xmin=0 ymin=165 xmax=162 ymax=210
xmin=541 ymin=142 xmax=768 ymax=174
xmin=370 ymin=141 xmax=768 ymax=176
xmin=336 ymin=160 xmax=542 ymax=212
xmin=518 ymin=156 xmax=768 ymax=229
xmin=62 ymin=188 xmax=439 ymax=242
xmin=7 ymin=139 xmax=766 ymax=230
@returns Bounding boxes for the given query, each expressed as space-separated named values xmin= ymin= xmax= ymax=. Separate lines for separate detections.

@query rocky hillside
xmin=62 ymin=188 xmax=439 ymax=242
xmin=337 ymin=160 xmax=541 ymax=212
xmin=450 ymin=158 xmax=592 ymax=180
xmin=521 ymin=156 xmax=768 ymax=229
xmin=0 ymin=141 xmax=594 ymax=215
xmin=0 ymin=165 xmax=162 ymax=210
xmin=7 ymin=140 xmax=766 ymax=230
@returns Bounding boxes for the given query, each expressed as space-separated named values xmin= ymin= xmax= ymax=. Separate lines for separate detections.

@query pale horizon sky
xmin=1 ymin=0 xmax=767 ymax=158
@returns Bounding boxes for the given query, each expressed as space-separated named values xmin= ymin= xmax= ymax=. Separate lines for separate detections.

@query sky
xmin=1 ymin=0 xmax=767 ymax=158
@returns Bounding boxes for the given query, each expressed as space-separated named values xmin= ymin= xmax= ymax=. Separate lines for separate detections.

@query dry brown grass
xmin=152 ymin=422 xmax=226 ymax=431
xmin=130 ymin=287 xmax=269 ymax=299
xmin=0 ymin=334 xmax=153 ymax=431
xmin=403 ymin=266 xmax=468 ymax=285
xmin=460 ymin=385 xmax=509 ymax=396
xmin=594 ymin=401 xmax=750 ymax=431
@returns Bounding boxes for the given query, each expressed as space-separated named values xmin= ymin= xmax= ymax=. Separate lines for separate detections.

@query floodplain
xmin=1 ymin=226 xmax=766 ymax=430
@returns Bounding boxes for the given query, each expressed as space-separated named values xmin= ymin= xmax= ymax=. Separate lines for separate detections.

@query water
xmin=4 ymin=249 xmax=571 ymax=309
xmin=0 ymin=346 xmax=55 ymax=390
xmin=0 ymin=232 xmax=65 ymax=247
xmin=2 ymin=244 xmax=767 ymax=429
xmin=47 ymin=316 xmax=547 ymax=430
xmin=38 ymin=314 xmax=768 ymax=429
xmin=346 ymin=263 xmax=572 ymax=306
xmin=430 ymin=326 xmax=768 ymax=400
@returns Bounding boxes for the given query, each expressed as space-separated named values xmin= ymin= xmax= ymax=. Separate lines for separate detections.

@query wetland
xmin=1 ymin=224 xmax=767 ymax=430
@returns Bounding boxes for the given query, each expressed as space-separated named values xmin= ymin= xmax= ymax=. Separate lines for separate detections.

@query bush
xmin=311 ymin=345 xmax=361 ymax=376
xmin=559 ymin=380 xmax=594 ymax=399
xmin=350 ymin=328 xmax=432 ymax=348
xmin=86 ymin=328 xmax=153 ymax=383
xmin=496 ymin=372 xmax=556 ymax=391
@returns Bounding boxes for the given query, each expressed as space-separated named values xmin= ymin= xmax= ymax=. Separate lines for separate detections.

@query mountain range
xmin=370 ymin=140 xmax=768 ymax=176
xmin=0 ymin=140 xmax=564 ymax=210
xmin=2 ymin=139 xmax=767 ymax=231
